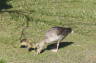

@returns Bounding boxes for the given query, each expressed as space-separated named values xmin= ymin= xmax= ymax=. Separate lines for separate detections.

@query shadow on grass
xmin=0 ymin=0 xmax=12 ymax=11
xmin=0 ymin=10 xmax=34 ymax=41
xmin=38 ymin=42 xmax=74 ymax=54
xmin=46 ymin=42 xmax=74 ymax=50
xmin=0 ymin=0 xmax=29 ymax=41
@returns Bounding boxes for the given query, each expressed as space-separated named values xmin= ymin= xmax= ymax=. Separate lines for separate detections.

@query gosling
xmin=20 ymin=38 xmax=35 ymax=51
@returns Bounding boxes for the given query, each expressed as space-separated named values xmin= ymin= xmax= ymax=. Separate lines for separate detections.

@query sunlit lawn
xmin=0 ymin=0 xmax=96 ymax=63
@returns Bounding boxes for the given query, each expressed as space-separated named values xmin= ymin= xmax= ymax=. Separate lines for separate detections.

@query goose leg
xmin=56 ymin=39 xmax=62 ymax=52
xmin=51 ymin=40 xmax=61 ymax=52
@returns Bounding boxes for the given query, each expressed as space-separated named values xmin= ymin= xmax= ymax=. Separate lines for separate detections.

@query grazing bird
xmin=36 ymin=26 xmax=73 ymax=54
xmin=20 ymin=38 xmax=35 ymax=51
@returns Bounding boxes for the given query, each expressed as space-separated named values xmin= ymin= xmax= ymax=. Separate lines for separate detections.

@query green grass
xmin=0 ymin=59 xmax=6 ymax=63
xmin=0 ymin=0 xmax=96 ymax=63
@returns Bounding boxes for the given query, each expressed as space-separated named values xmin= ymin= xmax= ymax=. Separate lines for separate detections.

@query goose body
xmin=45 ymin=27 xmax=72 ymax=43
xmin=36 ymin=26 xmax=72 ymax=54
